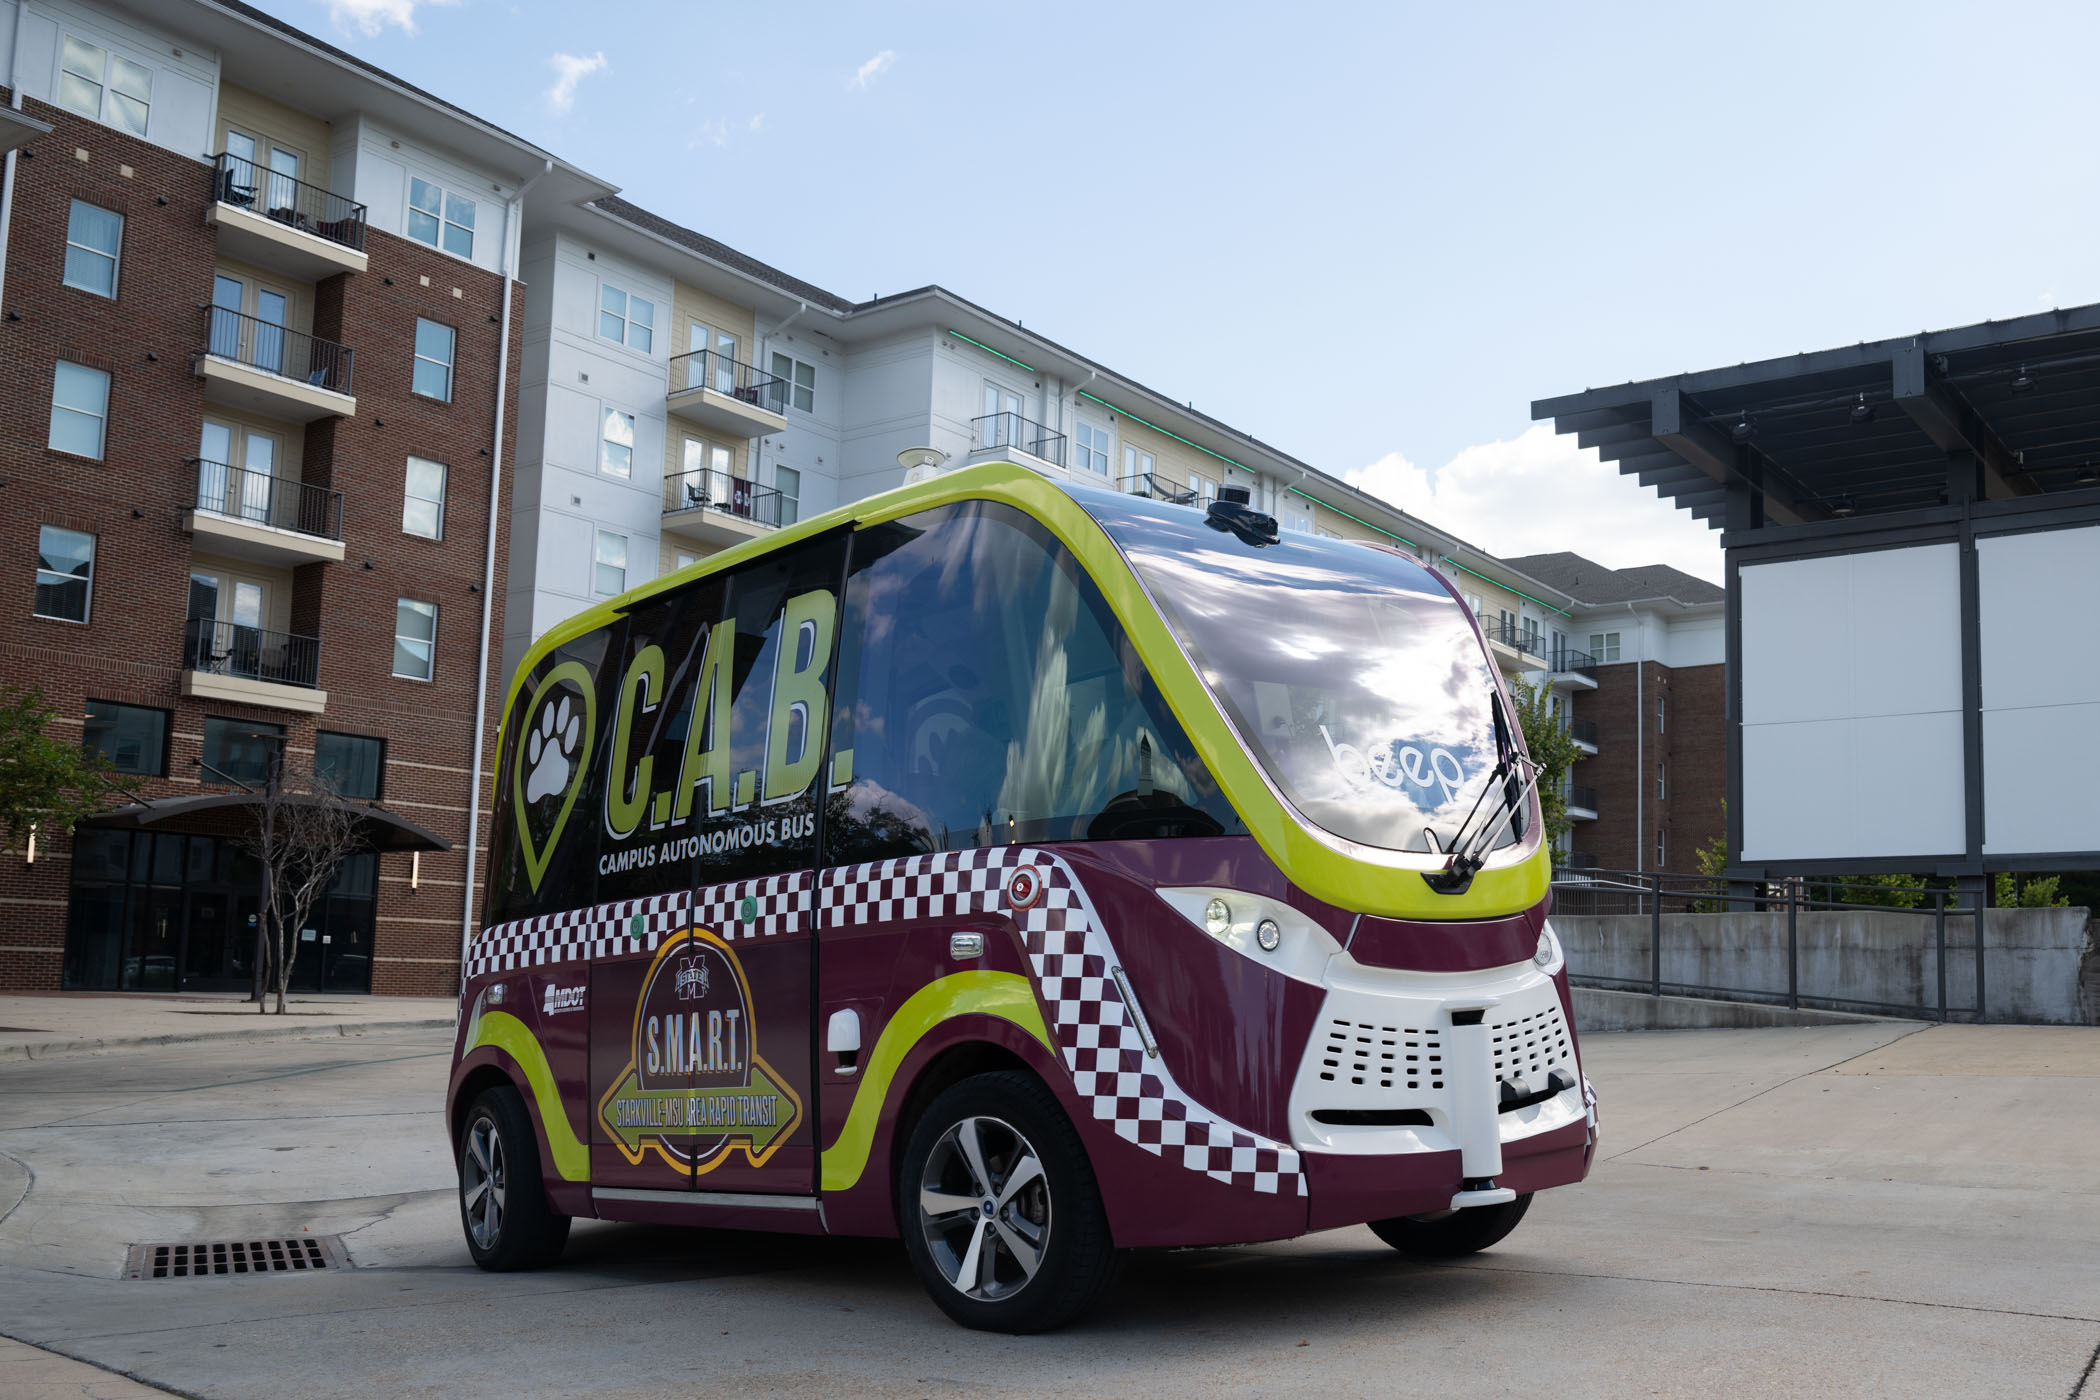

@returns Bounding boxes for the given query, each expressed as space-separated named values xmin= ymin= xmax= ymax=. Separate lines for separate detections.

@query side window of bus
xmin=486 ymin=628 xmax=618 ymax=926
xmin=823 ymin=500 xmax=1241 ymax=867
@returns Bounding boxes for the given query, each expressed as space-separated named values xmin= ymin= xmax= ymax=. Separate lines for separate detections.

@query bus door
xmin=587 ymin=537 xmax=845 ymax=1197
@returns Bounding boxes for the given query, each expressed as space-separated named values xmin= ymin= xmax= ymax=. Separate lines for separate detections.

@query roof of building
xmin=591 ymin=195 xmax=858 ymax=314
xmin=1501 ymin=552 xmax=1723 ymax=608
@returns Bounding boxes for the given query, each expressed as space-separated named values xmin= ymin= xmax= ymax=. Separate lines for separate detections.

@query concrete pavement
xmin=0 ymin=992 xmax=456 ymax=1063
xmin=0 ymin=1021 xmax=2095 ymax=1397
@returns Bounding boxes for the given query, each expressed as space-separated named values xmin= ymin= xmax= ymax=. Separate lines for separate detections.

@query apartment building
xmin=1503 ymin=552 xmax=1725 ymax=874
xmin=0 ymin=0 xmax=606 ymax=994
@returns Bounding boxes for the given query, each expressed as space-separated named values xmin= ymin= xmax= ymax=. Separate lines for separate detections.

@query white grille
xmin=1488 ymin=1003 xmax=1574 ymax=1083
xmin=1316 ymin=1018 xmax=1444 ymax=1091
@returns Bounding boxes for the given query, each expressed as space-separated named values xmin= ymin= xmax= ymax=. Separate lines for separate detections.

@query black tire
xmin=458 ymin=1084 xmax=571 ymax=1271
xmin=897 ymin=1071 xmax=1122 ymax=1333
xmin=1370 ymin=1192 xmax=1532 ymax=1258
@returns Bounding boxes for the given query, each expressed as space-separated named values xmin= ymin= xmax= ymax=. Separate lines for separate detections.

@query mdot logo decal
xmin=511 ymin=660 xmax=596 ymax=891
xmin=594 ymin=928 xmax=803 ymax=1173
xmin=542 ymin=983 xmax=585 ymax=1016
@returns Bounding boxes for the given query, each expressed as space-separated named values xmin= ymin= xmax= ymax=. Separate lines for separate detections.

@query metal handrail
xmin=1567 ymin=784 xmax=1599 ymax=811
xmin=1569 ymin=718 xmax=1599 ymax=747
xmin=201 ymin=306 xmax=354 ymax=395
xmin=1480 ymin=617 xmax=1548 ymax=656
xmin=669 ymin=349 xmax=785 ymax=409
xmin=1553 ymin=645 xmax=1599 ymax=677
xmin=663 ymin=465 xmax=782 ymax=527
xmin=191 ymin=459 xmax=343 ymax=541
xmin=210 ymin=152 xmax=368 ymax=253
xmin=971 ymin=411 xmax=1067 ymax=464
xmin=182 ymin=616 xmax=321 ymax=689
xmin=1122 ymin=471 xmax=1197 ymax=505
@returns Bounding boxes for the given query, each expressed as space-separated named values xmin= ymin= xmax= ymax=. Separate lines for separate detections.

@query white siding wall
xmin=10 ymin=0 xmax=217 ymax=158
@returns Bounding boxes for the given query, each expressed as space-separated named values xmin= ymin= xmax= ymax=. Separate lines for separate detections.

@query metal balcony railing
xmin=663 ymin=466 xmax=783 ymax=528
xmin=1570 ymin=718 xmax=1599 ymax=747
xmin=201 ymin=306 xmax=354 ymax=395
xmin=1122 ymin=471 xmax=1198 ymax=506
xmin=970 ymin=411 xmax=1067 ymax=464
xmin=1552 ymin=644 xmax=1599 ymax=678
xmin=183 ymin=617 xmax=321 ymax=689
xmin=1567 ymin=784 xmax=1599 ymax=812
xmin=669 ymin=349 xmax=785 ymax=409
xmin=191 ymin=460 xmax=343 ymax=541
xmin=211 ymin=152 xmax=368 ymax=253
xmin=1480 ymin=617 xmax=1546 ymax=656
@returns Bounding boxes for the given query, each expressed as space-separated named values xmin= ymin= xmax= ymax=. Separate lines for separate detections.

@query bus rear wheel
xmin=1370 ymin=1193 xmax=1532 ymax=1258
xmin=898 ymin=1071 xmax=1122 ymax=1333
xmin=459 ymin=1084 xmax=570 ymax=1271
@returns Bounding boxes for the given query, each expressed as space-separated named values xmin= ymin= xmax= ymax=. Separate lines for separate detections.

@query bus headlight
xmin=1156 ymin=888 xmax=1341 ymax=985
xmin=1534 ymin=926 xmax=1563 ymax=972
xmin=1255 ymin=919 xmax=1282 ymax=952
xmin=1204 ymin=897 xmax=1232 ymax=936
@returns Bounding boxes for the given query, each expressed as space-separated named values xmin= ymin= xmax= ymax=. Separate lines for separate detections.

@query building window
xmin=1658 ymin=696 xmax=1666 ymax=733
xmin=775 ymin=465 xmax=801 ymax=526
xmin=34 ymin=526 xmax=94 ymax=623
xmin=394 ymin=598 xmax=436 ymax=680
xmin=673 ymin=550 xmax=700 ymax=571
xmin=598 ymin=284 xmax=655 ymax=352
xmin=1121 ymin=444 xmax=1155 ymax=493
xmin=1656 ymin=828 xmax=1667 ymax=868
xmin=407 ymin=177 xmax=475 ymax=259
xmin=1589 ymin=631 xmax=1621 ymax=663
xmin=82 ymin=700 xmax=167 ymax=776
xmin=315 ymin=731 xmax=384 ymax=800
xmin=593 ymin=530 xmax=628 ymax=596
xmin=769 ymin=353 xmax=815 ymax=413
xmin=49 ymin=361 xmax=110 ymax=459
xmin=402 ymin=456 xmax=446 ymax=539
xmin=201 ymin=716 xmax=283 ymax=786
xmin=412 ymin=319 xmax=455 ymax=402
xmin=1658 ymin=763 xmax=1667 ymax=800
xmin=600 ymin=409 xmax=634 ymax=478
xmin=1072 ymin=422 xmax=1111 ymax=476
xmin=1463 ymin=593 xmax=1484 ymax=616
xmin=59 ymin=36 xmax=150 ymax=137
xmin=63 ymin=201 xmax=121 ymax=298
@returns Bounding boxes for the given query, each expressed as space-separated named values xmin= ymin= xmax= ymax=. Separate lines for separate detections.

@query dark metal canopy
xmin=82 ymin=792 xmax=450 ymax=853
xmin=1532 ymin=304 xmax=2100 ymax=527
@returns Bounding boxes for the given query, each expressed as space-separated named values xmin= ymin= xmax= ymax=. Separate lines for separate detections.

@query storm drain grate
xmin=122 ymin=1235 xmax=349 ymax=1280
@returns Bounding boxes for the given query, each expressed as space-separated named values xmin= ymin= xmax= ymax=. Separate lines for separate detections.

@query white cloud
xmin=323 ymin=0 xmax=455 ymax=36
xmin=747 ymin=113 xmax=766 ymax=133
xmin=1348 ymin=423 xmax=1724 ymax=586
xmin=544 ymin=51 xmax=608 ymax=115
xmin=849 ymin=50 xmax=895 ymax=91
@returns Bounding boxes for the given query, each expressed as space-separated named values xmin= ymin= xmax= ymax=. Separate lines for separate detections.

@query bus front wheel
xmin=1370 ymin=1193 xmax=1532 ymax=1258
xmin=898 ymin=1071 xmax=1123 ymax=1333
xmin=459 ymin=1084 xmax=570 ymax=1271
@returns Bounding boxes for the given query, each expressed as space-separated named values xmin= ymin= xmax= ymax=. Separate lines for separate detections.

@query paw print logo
xmin=524 ymin=692 xmax=582 ymax=804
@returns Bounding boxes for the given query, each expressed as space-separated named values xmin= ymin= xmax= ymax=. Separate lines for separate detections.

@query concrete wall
xmin=1553 ymin=908 xmax=2097 ymax=1025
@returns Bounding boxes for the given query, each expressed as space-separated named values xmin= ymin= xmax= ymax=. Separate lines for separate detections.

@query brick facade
xmin=0 ymin=95 xmax=517 ymax=995
xmin=1568 ymin=660 xmax=1723 ymax=875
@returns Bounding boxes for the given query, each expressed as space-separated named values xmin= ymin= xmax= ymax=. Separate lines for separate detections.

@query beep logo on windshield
xmin=1320 ymin=725 xmax=1469 ymax=808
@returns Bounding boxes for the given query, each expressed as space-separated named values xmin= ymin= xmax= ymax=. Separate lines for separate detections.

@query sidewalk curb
xmin=0 ymin=1015 xmax=457 ymax=1064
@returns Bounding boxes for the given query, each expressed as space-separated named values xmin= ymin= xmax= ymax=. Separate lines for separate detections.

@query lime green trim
xmin=948 ymin=330 xmax=1036 ymax=373
xmin=1077 ymin=389 xmax=1255 ymax=477
xmin=468 ymin=1010 xmax=590 ymax=1182
xmin=820 ymin=971 xmax=1053 ymax=1194
xmin=499 ymin=460 xmax=1551 ymax=921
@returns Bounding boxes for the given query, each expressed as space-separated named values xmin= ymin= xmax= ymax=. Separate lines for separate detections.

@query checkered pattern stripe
xmin=821 ymin=847 xmax=1305 ymax=1197
xmin=690 ymin=871 xmax=813 ymax=940
xmin=466 ymin=889 xmax=689 ymax=981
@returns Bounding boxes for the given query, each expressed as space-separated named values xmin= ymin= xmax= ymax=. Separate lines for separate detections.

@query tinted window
xmin=823 ymin=500 xmax=1239 ymax=868
xmin=82 ymin=700 xmax=166 ymax=776
xmin=202 ymin=716 xmax=283 ymax=786
xmin=315 ymin=732 xmax=383 ymax=800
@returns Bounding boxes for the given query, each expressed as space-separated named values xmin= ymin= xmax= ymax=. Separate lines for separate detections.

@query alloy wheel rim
xmin=917 ymin=1114 xmax=1050 ymax=1301
xmin=462 ymin=1116 xmax=507 ymax=1250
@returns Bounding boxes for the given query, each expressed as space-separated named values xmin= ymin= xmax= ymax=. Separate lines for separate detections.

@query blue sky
xmin=298 ymin=0 xmax=2100 ymax=583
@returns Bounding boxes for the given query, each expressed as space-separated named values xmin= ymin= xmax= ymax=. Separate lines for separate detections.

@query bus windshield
xmin=1075 ymin=486 xmax=1517 ymax=858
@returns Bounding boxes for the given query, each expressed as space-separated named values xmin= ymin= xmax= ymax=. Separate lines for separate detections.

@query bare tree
xmin=241 ymin=764 xmax=361 ymax=1014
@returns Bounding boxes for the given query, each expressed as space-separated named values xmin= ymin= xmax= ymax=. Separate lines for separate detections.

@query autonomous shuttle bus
xmin=449 ymin=462 xmax=1595 ymax=1332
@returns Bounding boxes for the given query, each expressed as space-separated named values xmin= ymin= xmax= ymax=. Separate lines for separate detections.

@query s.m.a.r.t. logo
xmin=511 ymin=661 xmax=596 ymax=891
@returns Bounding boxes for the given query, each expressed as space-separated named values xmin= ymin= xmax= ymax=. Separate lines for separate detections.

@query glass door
xmin=187 ymin=570 xmax=221 ymax=670
xmin=983 ymin=384 xmax=1021 ymax=447
xmin=686 ymin=320 xmax=709 ymax=390
xmin=210 ymin=275 xmax=243 ymax=358
xmin=252 ymin=288 xmax=288 ymax=376
xmin=179 ymin=889 xmax=242 ymax=990
xmin=198 ymin=422 xmax=235 ymax=515
xmin=240 ymin=432 xmax=278 ymax=526
xmin=265 ymin=147 xmax=301 ymax=216
xmin=122 ymin=888 xmax=181 ymax=991
xmin=715 ymin=330 xmax=739 ymax=393
xmin=224 ymin=130 xmax=259 ymax=200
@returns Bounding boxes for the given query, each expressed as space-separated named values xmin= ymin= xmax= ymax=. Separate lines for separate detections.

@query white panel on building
xmin=1978 ymin=525 xmax=2100 ymax=853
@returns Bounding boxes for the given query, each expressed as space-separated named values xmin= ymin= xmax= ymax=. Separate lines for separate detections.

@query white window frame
xmin=1658 ymin=696 xmax=1667 ymax=733
xmin=34 ymin=525 xmax=95 ymax=624
xmin=1658 ymin=762 xmax=1667 ymax=800
xmin=592 ymin=529 xmax=628 ymax=597
xmin=412 ymin=318 xmax=455 ymax=402
xmin=600 ymin=409 xmax=635 ymax=479
xmin=58 ymin=35 xmax=150 ymax=137
xmin=49 ymin=361 xmax=110 ymax=460
xmin=406 ymin=176 xmax=476 ymax=259
xmin=63 ymin=200 xmax=121 ymax=298
xmin=1657 ymin=828 xmax=1667 ymax=867
xmin=1072 ymin=421 xmax=1111 ymax=476
xmin=393 ymin=598 xmax=437 ymax=681
xmin=598 ymin=283 xmax=655 ymax=353
xmin=1589 ymin=631 xmax=1621 ymax=663
xmin=774 ymin=464 xmax=801 ymax=526
xmin=402 ymin=456 xmax=446 ymax=540
xmin=769 ymin=352 xmax=815 ymax=413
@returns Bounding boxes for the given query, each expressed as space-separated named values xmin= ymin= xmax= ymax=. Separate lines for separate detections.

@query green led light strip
xmin=947 ymin=330 xmax=1036 ymax=373
xmin=1078 ymin=390 xmax=1256 ymax=477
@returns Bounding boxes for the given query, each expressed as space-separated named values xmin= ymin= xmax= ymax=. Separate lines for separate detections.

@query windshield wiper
xmin=1424 ymin=696 xmax=1539 ymax=895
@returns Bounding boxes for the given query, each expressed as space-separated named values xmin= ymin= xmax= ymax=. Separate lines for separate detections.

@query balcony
xmin=1122 ymin=471 xmax=1199 ymax=506
xmin=662 ymin=465 xmax=783 ymax=550
xmin=205 ymin=153 xmax=369 ymax=280
xmin=180 ymin=617 xmax=327 ymax=714
xmin=182 ymin=460 xmax=345 ymax=567
xmin=1480 ymin=617 xmax=1548 ymax=667
xmin=666 ymin=350 xmax=787 ymax=439
xmin=1570 ymin=717 xmax=1599 ymax=754
xmin=1547 ymin=643 xmax=1599 ymax=689
xmin=196 ymin=306 xmax=356 ymax=422
xmin=967 ymin=412 xmax=1067 ymax=470
xmin=1567 ymin=784 xmax=1599 ymax=821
